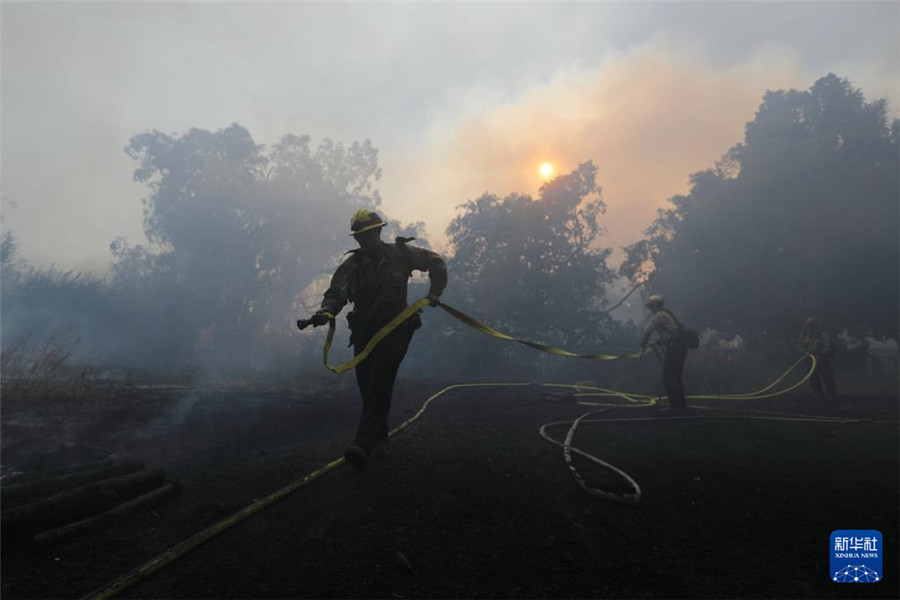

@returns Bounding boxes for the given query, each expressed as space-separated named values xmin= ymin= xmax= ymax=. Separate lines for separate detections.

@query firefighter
xmin=639 ymin=295 xmax=688 ymax=413
xmin=797 ymin=317 xmax=838 ymax=398
xmin=300 ymin=209 xmax=447 ymax=470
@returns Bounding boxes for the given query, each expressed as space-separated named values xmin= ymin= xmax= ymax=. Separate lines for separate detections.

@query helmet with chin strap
xmin=349 ymin=209 xmax=386 ymax=235
xmin=646 ymin=294 xmax=664 ymax=308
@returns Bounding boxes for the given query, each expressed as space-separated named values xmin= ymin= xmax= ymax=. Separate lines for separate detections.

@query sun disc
xmin=539 ymin=162 xmax=554 ymax=178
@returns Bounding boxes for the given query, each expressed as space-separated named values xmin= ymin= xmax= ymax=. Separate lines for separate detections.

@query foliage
xmin=113 ymin=124 xmax=410 ymax=369
xmin=2 ymin=125 xmax=418 ymax=376
xmin=4 ymin=75 xmax=896 ymax=385
xmin=622 ymin=74 xmax=899 ymax=347
xmin=445 ymin=162 xmax=623 ymax=350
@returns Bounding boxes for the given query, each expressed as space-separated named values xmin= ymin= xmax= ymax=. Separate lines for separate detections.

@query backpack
xmin=662 ymin=309 xmax=700 ymax=350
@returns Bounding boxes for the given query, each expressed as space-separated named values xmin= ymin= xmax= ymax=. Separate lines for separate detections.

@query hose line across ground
xmin=85 ymin=352 xmax=827 ymax=599
xmin=85 ymin=299 xmax=829 ymax=598
xmin=537 ymin=353 xmax=821 ymax=506
xmin=83 ymin=383 xmax=530 ymax=600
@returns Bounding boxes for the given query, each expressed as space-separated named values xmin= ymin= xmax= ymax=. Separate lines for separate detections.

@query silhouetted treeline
xmin=403 ymin=161 xmax=636 ymax=380
xmin=2 ymin=125 xmax=422 ymax=381
xmin=1 ymin=75 xmax=897 ymax=388
xmin=621 ymin=74 xmax=899 ymax=355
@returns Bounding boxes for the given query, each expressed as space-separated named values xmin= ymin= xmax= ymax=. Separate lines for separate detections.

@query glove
xmin=426 ymin=294 xmax=441 ymax=307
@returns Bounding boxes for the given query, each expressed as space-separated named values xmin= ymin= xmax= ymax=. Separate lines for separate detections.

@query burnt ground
xmin=1 ymin=378 xmax=898 ymax=599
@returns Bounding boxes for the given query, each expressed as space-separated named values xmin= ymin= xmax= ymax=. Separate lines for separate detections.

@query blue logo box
xmin=831 ymin=530 xmax=882 ymax=583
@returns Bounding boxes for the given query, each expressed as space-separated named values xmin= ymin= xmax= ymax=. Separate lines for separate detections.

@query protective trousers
xmin=351 ymin=323 xmax=414 ymax=453
xmin=809 ymin=355 xmax=837 ymax=397
xmin=663 ymin=344 xmax=688 ymax=409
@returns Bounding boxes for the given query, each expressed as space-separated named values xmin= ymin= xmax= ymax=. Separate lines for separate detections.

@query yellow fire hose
xmin=85 ymin=366 xmax=842 ymax=599
xmin=83 ymin=383 xmax=530 ymax=600
xmin=560 ymin=354 xmax=818 ymax=406
xmin=536 ymin=355 xmax=819 ymax=505
xmin=321 ymin=297 xmax=650 ymax=374
xmin=85 ymin=299 xmax=824 ymax=599
xmin=538 ymin=403 xmax=868 ymax=507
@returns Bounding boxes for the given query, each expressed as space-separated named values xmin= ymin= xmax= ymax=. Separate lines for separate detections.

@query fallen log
xmin=1 ymin=460 xmax=144 ymax=508
xmin=1 ymin=468 xmax=165 ymax=543
xmin=32 ymin=481 xmax=182 ymax=548
xmin=1 ymin=458 xmax=114 ymax=486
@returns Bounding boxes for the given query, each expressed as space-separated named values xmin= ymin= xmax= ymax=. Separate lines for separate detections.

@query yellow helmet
xmin=349 ymin=209 xmax=386 ymax=235
xmin=646 ymin=294 xmax=664 ymax=308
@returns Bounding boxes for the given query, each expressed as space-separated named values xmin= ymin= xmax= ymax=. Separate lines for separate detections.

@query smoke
xmin=700 ymin=328 xmax=745 ymax=351
xmin=136 ymin=391 xmax=201 ymax=440
xmin=381 ymin=38 xmax=811 ymax=262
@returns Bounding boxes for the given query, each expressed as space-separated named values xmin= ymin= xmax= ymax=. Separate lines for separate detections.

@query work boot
xmin=371 ymin=439 xmax=391 ymax=459
xmin=344 ymin=445 xmax=368 ymax=471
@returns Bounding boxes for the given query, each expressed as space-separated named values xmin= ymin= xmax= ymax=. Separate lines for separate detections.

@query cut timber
xmin=1 ymin=460 xmax=144 ymax=508
xmin=1 ymin=458 xmax=114 ymax=486
xmin=1 ymin=469 xmax=165 ymax=543
xmin=32 ymin=481 xmax=182 ymax=547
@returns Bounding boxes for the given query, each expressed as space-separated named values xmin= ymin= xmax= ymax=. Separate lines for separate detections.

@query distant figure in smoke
xmin=639 ymin=295 xmax=689 ymax=413
xmin=299 ymin=209 xmax=447 ymax=470
xmin=797 ymin=317 xmax=837 ymax=399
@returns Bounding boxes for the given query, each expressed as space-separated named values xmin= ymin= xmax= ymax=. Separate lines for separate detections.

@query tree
xmin=445 ymin=162 xmax=622 ymax=350
xmin=622 ymin=75 xmax=899 ymax=348
xmin=117 ymin=123 xmax=414 ymax=369
xmin=1 ymin=126 xmax=423 ymax=377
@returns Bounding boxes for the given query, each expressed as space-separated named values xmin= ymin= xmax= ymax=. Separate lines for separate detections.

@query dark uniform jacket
xmin=318 ymin=240 xmax=447 ymax=330
xmin=797 ymin=329 xmax=831 ymax=356
xmin=639 ymin=310 xmax=679 ymax=347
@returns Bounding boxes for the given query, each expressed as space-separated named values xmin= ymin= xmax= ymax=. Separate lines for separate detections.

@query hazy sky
xmin=2 ymin=1 xmax=898 ymax=274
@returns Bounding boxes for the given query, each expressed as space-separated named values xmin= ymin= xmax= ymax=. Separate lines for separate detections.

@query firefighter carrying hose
xmin=639 ymin=295 xmax=692 ymax=413
xmin=298 ymin=209 xmax=447 ymax=470
xmin=797 ymin=317 xmax=838 ymax=399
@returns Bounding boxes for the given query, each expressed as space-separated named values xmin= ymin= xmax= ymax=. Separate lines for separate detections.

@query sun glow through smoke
xmin=539 ymin=162 xmax=554 ymax=178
